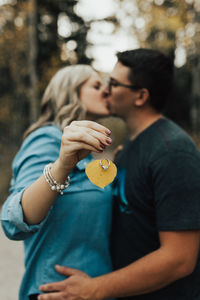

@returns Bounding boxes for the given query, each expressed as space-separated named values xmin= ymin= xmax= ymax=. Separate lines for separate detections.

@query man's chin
xmin=94 ymin=111 xmax=111 ymax=119
xmin=111 ymin=113 xmax=123 ymax=119
xmin=106 ymin=104 xmax=118 ymax=117
xmin=108 ymin=109 xmax=121 ymax=118
xmin=105 ymin=103 xmax=123 ymax=118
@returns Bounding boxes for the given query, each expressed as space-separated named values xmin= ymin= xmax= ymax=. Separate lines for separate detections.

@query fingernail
xmin=55 ymin=264 xmax=61 ymax=269
xmin=100 ymin=142 xmax=106 ymax=149
xmin=105 ymin=129 xmax=111 ymax=136
xmin=106 ymin=138 xmax=112 ymax=144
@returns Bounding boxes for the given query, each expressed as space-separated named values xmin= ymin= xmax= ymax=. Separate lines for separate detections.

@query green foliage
xmin=0 ymin=0 xmax=92 ymax=138
xmin=0 ymin=0 xmax=92 ymax=203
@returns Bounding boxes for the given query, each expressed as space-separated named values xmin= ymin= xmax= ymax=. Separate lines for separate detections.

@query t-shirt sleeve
xmin=152 ymin=151 xmax=200 ymax=231
xmin=1 ymin=126 xmax=62 ymax=240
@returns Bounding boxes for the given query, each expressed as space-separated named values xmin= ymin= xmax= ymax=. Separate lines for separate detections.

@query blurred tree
xmin=0 ymin=0 xmax=91 ymax=202
xmin=187 ymin=2 xmax=200 ymax=132
xmin=113 ymin=0 xmax=200 ymax=131
xmin=36 ymin=0 xmax=91 ymax=95
xmin=0 ymin=2 xmax=28 ymax=143
xmin=0 ymin=0 xmax=91 ymax=142
xmin=27 ymin=0 xmax=39 ymax=122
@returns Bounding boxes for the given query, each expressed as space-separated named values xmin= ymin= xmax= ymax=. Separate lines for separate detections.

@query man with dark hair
xmin=38 ymin=49 xmax=200 ymax=300
xmin=115 ymin=49 xmax=174 ymax=111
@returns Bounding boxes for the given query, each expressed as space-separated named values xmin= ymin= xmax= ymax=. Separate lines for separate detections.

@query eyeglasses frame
xmin=108 ymin=78 xmax=141 ymax=93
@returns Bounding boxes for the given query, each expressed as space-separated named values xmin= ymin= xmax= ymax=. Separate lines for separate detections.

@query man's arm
xmin=38 ymin=230 xmax=200 ymax=300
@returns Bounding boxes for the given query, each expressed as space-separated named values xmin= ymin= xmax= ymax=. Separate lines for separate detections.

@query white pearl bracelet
xmin=43 ymin=163 xmax=70 ymax=195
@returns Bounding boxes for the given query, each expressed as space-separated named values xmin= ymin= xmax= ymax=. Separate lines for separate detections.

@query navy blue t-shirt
xmin=111 ymin=117 xmax=200 ymax=299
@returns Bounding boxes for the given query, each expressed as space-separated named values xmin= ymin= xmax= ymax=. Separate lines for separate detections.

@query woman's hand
xmin=58 ymin=120 xmax=112 ymax=170
xmin=57 ymin=120 xmax=112 ymax=171
xmin=21 ymin=121 xmax=112 ymax=225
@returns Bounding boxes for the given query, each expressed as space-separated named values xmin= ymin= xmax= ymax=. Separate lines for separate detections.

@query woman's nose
xmin=101 ymin=83 xmax=110 ymax=98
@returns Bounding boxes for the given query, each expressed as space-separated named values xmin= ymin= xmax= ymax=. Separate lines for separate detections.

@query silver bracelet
xmin=43 ymin=163 xmax=70 ymax=195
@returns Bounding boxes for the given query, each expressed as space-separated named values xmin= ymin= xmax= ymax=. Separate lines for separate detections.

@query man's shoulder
xmin=115 ymin=117 xmax=200 ymax=170
xmin=158 ymin=119 xmax=199 ymax=155
xmin=119 ymin=118 xmax=200 ymax=172
xmin=144 ymin=118 xmax=199 ymax=159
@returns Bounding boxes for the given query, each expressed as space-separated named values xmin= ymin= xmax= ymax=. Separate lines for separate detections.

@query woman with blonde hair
xmin=1 ymin=64 xmax=113 ymax=300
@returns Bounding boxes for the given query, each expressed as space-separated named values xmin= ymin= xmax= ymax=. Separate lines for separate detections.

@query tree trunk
xmin=27 ymin=0 xmax=39 ymax=123
xmin=190 ymin=7 xmax=200 ymax=133
xmin=190 ymin=57 xmax=200 ymax=132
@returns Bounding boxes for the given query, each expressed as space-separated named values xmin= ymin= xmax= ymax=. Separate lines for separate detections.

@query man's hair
xmin=117 ymin=49 xmax=174 ymax=111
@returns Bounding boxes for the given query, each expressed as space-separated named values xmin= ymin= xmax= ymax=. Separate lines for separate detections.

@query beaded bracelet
xmin=43 ymin=163 xmax=70 ymax=195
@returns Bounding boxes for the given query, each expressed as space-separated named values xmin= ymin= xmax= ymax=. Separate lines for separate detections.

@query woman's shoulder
xmin=12 ymin=125 xmax=62 ymax=169
xmin=21 ymin=124 xmax=61 ymax=150
xmin=25 ymin=124 xmax=62 ymax=143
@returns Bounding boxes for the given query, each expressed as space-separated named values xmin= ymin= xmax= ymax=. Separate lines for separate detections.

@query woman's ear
xmin=135 ymin=88 xmax=149 ymax=107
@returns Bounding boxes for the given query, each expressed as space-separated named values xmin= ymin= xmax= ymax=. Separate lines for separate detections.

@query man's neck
xmin=127 ymin=109 xmax=163 ymax=141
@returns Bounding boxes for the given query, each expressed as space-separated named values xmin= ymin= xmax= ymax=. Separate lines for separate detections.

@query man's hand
xmin=38 ymin=230 xmax=200 ymax=300
xmin=38 ymin=265 xmax=97 ymax=300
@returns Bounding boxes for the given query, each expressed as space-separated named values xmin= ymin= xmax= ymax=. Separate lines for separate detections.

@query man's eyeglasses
xmin=108 ymin=78 xmax=141 ymax=93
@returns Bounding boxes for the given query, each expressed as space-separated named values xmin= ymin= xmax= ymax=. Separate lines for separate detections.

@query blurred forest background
xmin=1 ymin=0 xmax=200 ymax=203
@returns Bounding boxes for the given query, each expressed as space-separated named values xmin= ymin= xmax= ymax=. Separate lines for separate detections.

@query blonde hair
xmin=24 ymin=64 xmax=94 ymax=138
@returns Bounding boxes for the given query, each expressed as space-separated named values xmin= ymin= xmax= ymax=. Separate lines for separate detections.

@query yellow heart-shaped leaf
xmin=85 ymin=159 xmax=117 ymax=189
